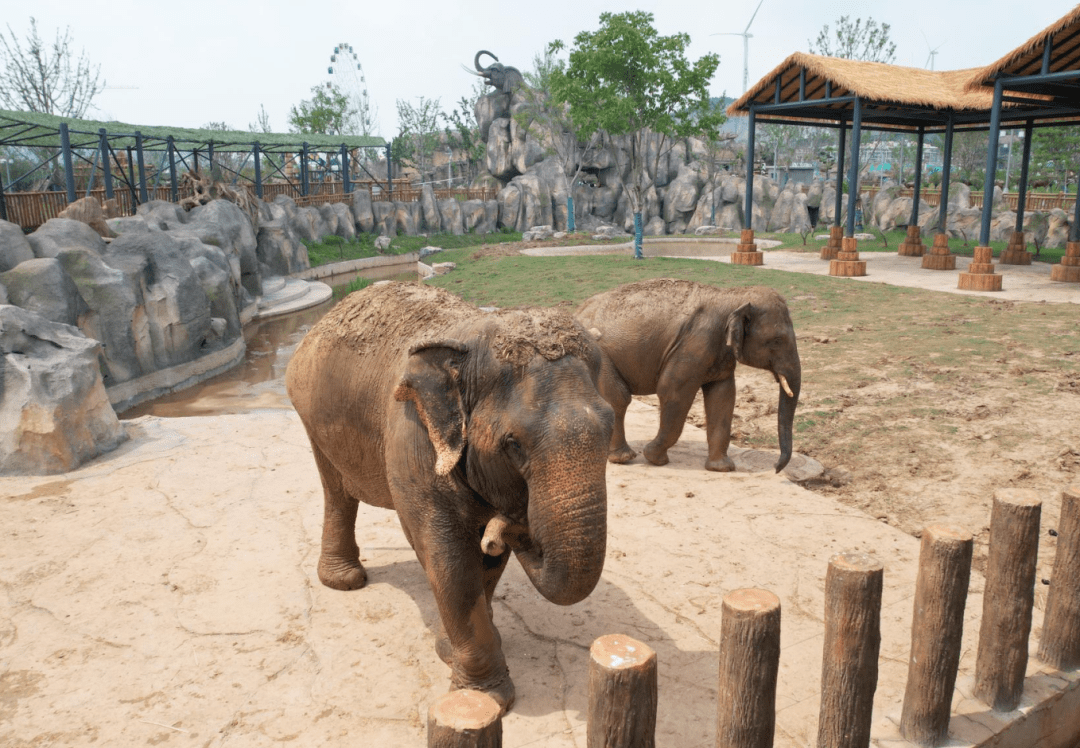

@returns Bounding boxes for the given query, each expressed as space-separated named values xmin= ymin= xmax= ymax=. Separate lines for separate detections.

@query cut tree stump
xmin=1038 ymin=485 xmax=1080 ymax=669
xmin=900 ymin=525 xmax=973 ymax=747
xmin=817 ymin=552 xmax=883 ymax=748
xmin=974 ymin=489 xmax=1042 ymax=711
xmin=587 ymin=634 xmax=657 ymax=748
xmin=716 ymin=588 xmax=781 ymax=748
xmin=427 ymin=690 xmax=503 ymax=748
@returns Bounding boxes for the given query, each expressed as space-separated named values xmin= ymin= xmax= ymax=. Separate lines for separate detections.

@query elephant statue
xmin=286 ymin=283 xmax=614 ymax=712
xmin=470 ymin=50 xmax=524 ymax=95
xmin=575 ymin=279 xmax=801 ymax=473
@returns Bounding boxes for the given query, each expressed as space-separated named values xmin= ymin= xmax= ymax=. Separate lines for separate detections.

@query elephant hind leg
xmin=702 ymin=378 xmax=737 ymax=472
xmin=642 ymin=366 xmax=699 ymax=466
xmin=599 ymin=364 xmax=636 ymax=464
xmin=310 ymin=440 xmax=368 ymax=591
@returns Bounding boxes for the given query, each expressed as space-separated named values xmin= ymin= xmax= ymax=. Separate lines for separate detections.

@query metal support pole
xmin=86 ymin=146 xmax=99 ymax=195
xmin=193 ymin=149 xmax=199 ymax=175
xmin=845 ymin=98 xmax=863 ymax=238
xmin=744 ymin=106 xmax=756 ymax=231
xmin=99 ymin=129 xmax=114 ymax=200
xmin=135 ymin=131 xmax=148 ymax=204
xmin=912 ymin=127 xmax=925 ymax=226
xmin=253 ymin=143 xmax=263 ymax=199
xmin=1072 ymin=168 xmax=1080 ymax=243
xmin=341 ymin=144 xmax=351 ymax=194
xmin=126 ymin=146 xmax=138 ymax=207
xmin=1016 ymin=121 xmax=1034 ymax=232
xmin=168 ymin=136 xmax=178 ymax=203
xmin=386 ymin=142 xmax=393 ymax=198
xmin=979 ymin=81 xmax=1004 ymax=247
xmin=834 ymin=122 xmax=846 ymax=227
xmin=938 ymin=116 xmax=955 ymax=235
xmin=0 ymin=171 xmax=7 ymax=221
xmin=301 ymin=142 xmax=309 ymax=197
xmin=60 ymin=122 xmax=77 ymax=204
xmin=208 ymin=142 xmax=215 ymax=177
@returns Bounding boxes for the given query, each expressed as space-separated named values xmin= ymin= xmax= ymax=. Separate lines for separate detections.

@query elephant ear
xmin=725 ymin=302 xmax=753 ymax=362
xmin=393 ymin=340 xmax=469 ymax=477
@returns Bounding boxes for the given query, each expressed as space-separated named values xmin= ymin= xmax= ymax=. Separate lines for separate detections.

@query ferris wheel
xmin=327 ymin=42 xmax=378 ymax=137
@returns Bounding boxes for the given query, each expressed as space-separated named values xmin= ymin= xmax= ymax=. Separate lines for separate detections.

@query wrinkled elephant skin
xmin=576 ymin=279 xmax=801 ymax=473
xmin=286 ymin=283 xmax=613 ymax=713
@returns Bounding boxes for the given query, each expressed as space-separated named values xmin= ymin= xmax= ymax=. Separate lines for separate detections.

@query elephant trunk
xmin=475 ymin=50 xmax=496 ymax=73
xmin=513 ymin=466 xmax=607 ymax=606
xmin=775 ymin=366 xmax=801 ymax=473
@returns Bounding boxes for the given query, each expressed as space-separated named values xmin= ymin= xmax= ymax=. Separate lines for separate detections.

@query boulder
xmin=475 ymin=93 xmax=510 ymax=143
xmin=437 ymin=198 xmax=464 ymax=235
xmin=479 ymin=200 xmax=499 ymax=236
xmin=1046 ymin=208 xmax=1070 ymax=249
xmin=328 ymin=203 xmax=356 ymax=241
xmin=57 ymin=196 xmax=117 ymax=238
xmin=0 ymin=305 xmax=126 ymax=475
xmin=27 ymin=218 xmax=107 ymax=259
xmin=394 ymin=202 xmax=419 ymax=236
xmin=0 ymin=220 xmax=35 ymax=271
xmin=317 ymin=204 xmax=340 ymax=236
xmin=662 ymin=163 xmax=704 ymax=222
xmin=256 ymin=224 xmax=309 ymax=276
xmin=136 ymin=200 xmax=188 ymax=230
xmin=949 ymin=182 xmax=971 ymax=210
xmin=769 ymin=188 xmax=795 ymax=231
xmin=462 ymin=200 xmax=487 ymax=233
xmin=643 ymin=216 xmax=666 ymax=236
xmin=182 ymin=200 xmax=261 ymax=298
xmin=499 ymin=183 xmax=523 ymax=230
xmin=420 ymin=184 xmax=441 ymax=232
xmin=0 ymin=257 xmax=88 ymax=327
xmin=374 ymin=235 xmax=392 ymax=251
xmin=107 ymin=216 xmax=151 ymax=236
xmin=371 ymin=201 xmax=395 ymax=236
xmin=486 ymin=118 xmax=515 ymax=180
xmin=352 ymin=190 xmax=376 ymax=233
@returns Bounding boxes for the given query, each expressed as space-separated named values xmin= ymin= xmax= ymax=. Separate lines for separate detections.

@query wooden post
xmin=427 ymin=689 xmax=502 ymax=748
xmin=716 ymin=588 xmax=781 ymax=748
xmin=1038 ymin=485 xmax=1080 ymax=669
xmin=817 ymin=552 xmax=883 ymax=748
xmin=588 ymin=634 xmax=657 ymax=748
xmin=900 ymin=525 xmax=973 ymax=746
xmin=974 ymin=490 xmax=1042 ymax=711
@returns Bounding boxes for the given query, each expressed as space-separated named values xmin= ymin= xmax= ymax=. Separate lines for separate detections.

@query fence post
xmin=900 ymin=525 xmax=973 ymax=746
xmin=301 ymin=142 xmax=309 ymax=197
xmin=253 ymin=143 xmax=263 ymax=199
xmin=135 ymin=131 xmax=148 ymax=204
xmin=98 ymin=129 xmax=114 ymax=201
xmin=817 ymin=552 xmax=882 ymax=748
xmin=716 ymin=588 xmax=780 ymax=748
xmin=588 ymin=634 xmax=657 ymax=748
xmin=387 ymin=142 xmax=393 ymax=199
xmin=974 ymin=489 xmax=1041 ymax=711
xmin=0 ymin=173 xmax=7 ymax=222
xmin=208 ymin=141 xmax=215 ymax=177
xmin=59 ymin=122 xmax=76 ymax=204
xmin=341 ymin=144 xmax=351 ymax=194
xmin=1038 ymin=485 xmax=1080 ymax=669
xmin=125 ymin=146 xmax=138 ymax=208
xmin=427 ymin=689 xmax=502 ymax=748
xmin=167 ymin=136 xmax=178 ymax=203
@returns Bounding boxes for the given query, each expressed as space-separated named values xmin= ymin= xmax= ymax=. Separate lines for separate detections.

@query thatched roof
xmin=726 ymin=52 xmax=994 ymax=126
xmin=968 ymin=4 xmax=1080 ymax=86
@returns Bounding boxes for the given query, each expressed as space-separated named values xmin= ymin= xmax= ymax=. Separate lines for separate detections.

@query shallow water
xmin=122 ymin=264 xmax=418 ymax=419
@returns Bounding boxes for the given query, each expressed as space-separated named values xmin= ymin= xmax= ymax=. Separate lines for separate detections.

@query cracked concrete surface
xmin=1 ymin=401 xmax=1075 ymax=746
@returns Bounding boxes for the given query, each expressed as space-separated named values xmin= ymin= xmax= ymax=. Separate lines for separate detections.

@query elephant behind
xmin=286 ymin=282 xmax=614 ymax=712
xmin=575 ymin=278 xmax=801 ymax=472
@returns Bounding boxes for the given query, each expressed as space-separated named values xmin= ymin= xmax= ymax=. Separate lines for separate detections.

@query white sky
xmin=8 ymin=0 xmax=1076 ymax=138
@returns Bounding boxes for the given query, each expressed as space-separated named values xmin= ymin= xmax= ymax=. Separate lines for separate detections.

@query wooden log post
xmin=427 ymin=689 xmax=502 ymax=748
xmin=716 ymin=588 xmax=781 ymax=748
xmin=817 ymin=552 xmax=883 ymax=748
xmin=587 ymin=634 xmax=657 ymax=748
xmin=1038 ymin=485 xmax=1080 ymax=669
xmin=900 ymin=525 xmax=973 ymax=747
xmin=974 ymin=490 xmax=1042 ymax=711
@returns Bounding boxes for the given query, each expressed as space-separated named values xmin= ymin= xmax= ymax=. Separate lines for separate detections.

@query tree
xmin=1031 ymin=126 xmax=1080 ymax=193
xmin=392 ymin=97 xmax=442 ymax=181
xmin=249 ymin=104 xmax=272 ymax=134
xmin=288 ymin=84 xmax=355 ymax=136
xmin=444 ymin=87 xmax=485 ymax=185
xmin=0 ymin=17 xmax=103 ymax=117
xmin=549 ymin=11 xmax=723 ymax=258
xmin=808 ymin=15 xmax=897 ymax=63
xmin=514 ymin=48 xmax=602 ymax=232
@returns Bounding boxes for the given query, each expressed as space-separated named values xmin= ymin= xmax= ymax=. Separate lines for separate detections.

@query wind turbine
xmin=711 ymin=0 xmax=765 ymax=94
xmin=921 ymin=30 xmax=944 ymax=71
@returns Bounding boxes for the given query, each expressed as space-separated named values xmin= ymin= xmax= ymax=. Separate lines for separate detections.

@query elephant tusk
xmin=482 ymin=514 xmax=512 ymax=556
xmin=778 ymin=374 xmax=795 ymax=398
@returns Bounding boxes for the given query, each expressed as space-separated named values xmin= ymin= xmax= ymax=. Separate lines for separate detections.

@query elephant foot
xmin=642 ymin=442 xmax=669 ymax=466
xmin=317 ymin=555 xmax=368 ymax=591
xmin=608 ymin=445 xmax=637 ymax=464
xmin=706 ymin=455 xmax=736 ymax=472
xmin=436 ymin=624 xmax=502 ymax=667
xmin=453 ymin=669 xmax=516 ymax=715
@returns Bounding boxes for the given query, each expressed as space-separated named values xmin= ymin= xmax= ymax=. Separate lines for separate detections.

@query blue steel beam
xmin=845 ymin=98 xmax=862 ymax=238
xmin=979 ymin=81 xmax=1005 ymax=247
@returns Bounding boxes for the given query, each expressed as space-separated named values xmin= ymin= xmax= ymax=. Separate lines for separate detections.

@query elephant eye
xmin=503 ymin=435 xmax=527 ymax=465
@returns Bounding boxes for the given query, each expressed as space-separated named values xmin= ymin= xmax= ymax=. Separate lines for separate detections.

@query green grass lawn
xmin=303 ymin=230 xmax=526 ymax=267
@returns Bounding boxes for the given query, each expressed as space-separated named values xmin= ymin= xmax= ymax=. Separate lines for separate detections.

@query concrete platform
xmin=253 ymin=276 xmax=332 ymax=321
xmin=2 ymin=402 xmax=1075 ymax=746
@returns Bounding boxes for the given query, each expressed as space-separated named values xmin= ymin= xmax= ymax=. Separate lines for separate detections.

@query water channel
xmin=122 ymin=264 xmax=418 ymax=419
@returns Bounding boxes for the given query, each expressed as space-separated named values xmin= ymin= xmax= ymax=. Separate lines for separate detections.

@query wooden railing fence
xmin=863 ymin=187 xmax=1076 ymax=213
xmin=426 ymin=484 xmax=1080 ymax=748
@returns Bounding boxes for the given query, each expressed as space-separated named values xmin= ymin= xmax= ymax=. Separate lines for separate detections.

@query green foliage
xmin=443 ymin=91 xmax=485 ymax=183
xmin=1031 ymin=126 xmax=1080 ymax=191
xmin=808 ymin=15 xmax=897 ymax=63
xmin=393 ymin=96 xmax=442 ymax=178
xmin=288 ymin=84 xmax=355 ymax=136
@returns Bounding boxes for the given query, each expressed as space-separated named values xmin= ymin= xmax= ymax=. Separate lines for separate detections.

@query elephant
xmin=285 ymin=282 xmax=614 ymax=712
xmin=575 ymin=279 xmax=801 ymax=473
xmin=470 ymin=50 xmax=524 ymax=95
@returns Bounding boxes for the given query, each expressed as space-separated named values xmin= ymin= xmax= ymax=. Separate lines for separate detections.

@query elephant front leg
xmin=643 ymin=371 xmax=699 ymax=466
xmin=311 ymin=443 xmax=368 ymax=590
xmin=435 ymin=549 xmax=510 ymax=666
xmin=599 ymin=369 xmax=636 ymax=464
xmin=702 ymin=377 xmax=737 ymax=472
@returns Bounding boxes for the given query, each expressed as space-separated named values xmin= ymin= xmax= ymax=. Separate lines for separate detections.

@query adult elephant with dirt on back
xmin=286 ymin=283 xmax=614 ymax=713
xmin=575 ymin=278 xmax=801 ymax=473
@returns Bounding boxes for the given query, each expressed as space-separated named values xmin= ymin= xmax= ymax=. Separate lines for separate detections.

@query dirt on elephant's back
xmin=489 ymin=307 xmax=594 ymax=368
xmin=582 ymin=279 xmax=781 ymax=323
